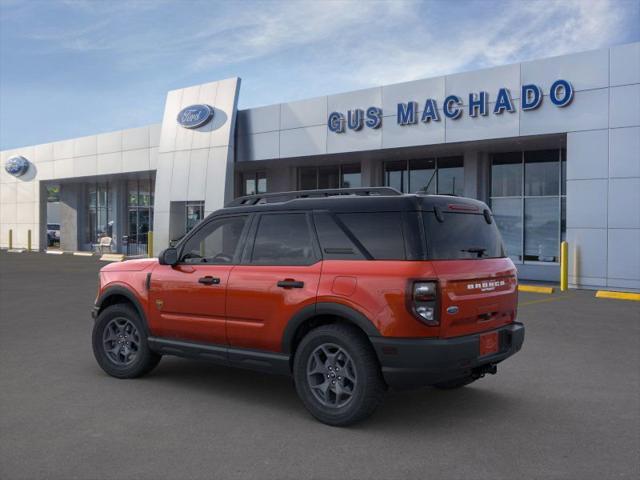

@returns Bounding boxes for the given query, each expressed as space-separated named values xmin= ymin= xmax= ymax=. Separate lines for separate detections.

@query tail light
xmin=410 ymin=281 xmax=439 ymax=326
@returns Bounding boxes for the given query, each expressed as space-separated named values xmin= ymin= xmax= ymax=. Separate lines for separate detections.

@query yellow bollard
xmin=28 ymin=229 xmax=32 ymax=251
xmin=147 ymin=231 xmax=154 ymax=258
xmin=560 ymin=241 xmax=568 ymax=292
xmin=8 ymin=229 xmax=12 ymax=249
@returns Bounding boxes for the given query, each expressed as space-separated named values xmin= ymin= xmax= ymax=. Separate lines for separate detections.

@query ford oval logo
xmin=5 ymin=155 xmax=30 ymax=177
xmin=176 ymin=104 xmax=214 ymax=129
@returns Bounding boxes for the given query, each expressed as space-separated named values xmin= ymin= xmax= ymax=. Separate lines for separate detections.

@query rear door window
xmin=423 ymin=212 xmax=505 ymax=260
xmin=251 ymin=213 xmax=317 ymax=265
xmin=336 ymin=212 xmax=405 ymax=260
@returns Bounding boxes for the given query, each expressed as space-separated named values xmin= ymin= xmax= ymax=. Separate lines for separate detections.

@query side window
xmin=251 ymin=213 xmax=315 ymax=265
xmin=181 ymin=216 xmax=247 ymax=264
xmin=337 ymin=212 xmax=406 ymax=260
xmin=313 ymin=212 xmax=365 ymax=260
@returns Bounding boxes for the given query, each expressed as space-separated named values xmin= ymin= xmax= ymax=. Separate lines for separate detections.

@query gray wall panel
xmin=608 ymin=178 xmax=640 ymax=228
xmin=608 ymin=229 xmax=640 ymax=280
xmin=281 ymin=97 xmax=327 ymax=130
xmin=566 ymin=130 xmax=609 ymax=180
xmin=566 ymin=179 xmax=608 ymax=229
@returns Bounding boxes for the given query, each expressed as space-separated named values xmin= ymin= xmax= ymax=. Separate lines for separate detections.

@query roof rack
xmin=226 ymin=187 xmax=402 ymax=207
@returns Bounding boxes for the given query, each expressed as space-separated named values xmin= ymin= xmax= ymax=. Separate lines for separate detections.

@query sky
xmin=1 ymin=0 xmax=639 ymax=150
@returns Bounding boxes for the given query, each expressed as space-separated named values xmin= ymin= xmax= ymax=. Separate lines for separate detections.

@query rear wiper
xmin=461 ymin=247 xmax=487 ymax=258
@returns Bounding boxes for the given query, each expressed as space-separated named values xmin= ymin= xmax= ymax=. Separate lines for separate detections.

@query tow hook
xmin=472 ymin=363 xmax=497 ymax=379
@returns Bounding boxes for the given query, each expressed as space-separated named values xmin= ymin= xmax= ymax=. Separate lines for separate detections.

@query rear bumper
xmin=370 ymin=322 xmax=525 ymax=389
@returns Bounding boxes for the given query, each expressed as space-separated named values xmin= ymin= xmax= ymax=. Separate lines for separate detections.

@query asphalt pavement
xmin=0 ymin=251 xmax=638 ymax=480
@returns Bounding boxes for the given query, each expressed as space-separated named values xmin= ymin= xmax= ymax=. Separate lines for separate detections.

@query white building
xmin=1 ymin=43 xmax=639 ymax=291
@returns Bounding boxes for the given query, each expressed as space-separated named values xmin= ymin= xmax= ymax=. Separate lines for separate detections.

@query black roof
xmin=220 ymin=188 xmax=489 ymax=215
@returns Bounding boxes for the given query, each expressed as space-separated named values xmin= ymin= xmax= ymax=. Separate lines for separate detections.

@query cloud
xmin=326 ymin=0 xmax=629 ymax=88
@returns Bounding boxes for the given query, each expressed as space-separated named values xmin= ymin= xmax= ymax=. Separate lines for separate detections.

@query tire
xmin=293 ymin=324 xmax=385 ymax=427
xmin=92 ymin=303 xmax=161 ymax=379
xmin=432 ymin=376 xmax=476 ymax=390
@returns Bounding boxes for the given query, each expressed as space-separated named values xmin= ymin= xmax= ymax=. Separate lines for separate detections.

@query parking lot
xmin=0 ymin=251 xmax=638 ymax=480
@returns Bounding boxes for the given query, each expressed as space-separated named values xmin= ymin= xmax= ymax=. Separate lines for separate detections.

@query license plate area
xmin=479 ymin=331 xmax=499 ymax=357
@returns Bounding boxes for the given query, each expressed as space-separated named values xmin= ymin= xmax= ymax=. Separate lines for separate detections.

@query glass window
xmin=384 ymin=161 xmax=407 ymax=193
xmin=313 ymin=212 xmax=365 ymax=260
xmin=337 ymin=212 xmax=405 ymax=260
xmin=491 ymin=198 xmax=523 ymax=262
xmin=525 ymin=150 xmax=559 ymax=196
xmin=561 ymin=149 xmax=567 ymax=196
xmin=251 ymin=214 xmax=315 ymax=265
xmin=524 ymin=198 xmax=560 ymax=262
xmin=437 ymin=156 xmax=464 ymax=196
xmin=128 ymin=180 xmax=138 ymax=206
xmin=298 ymin=167 xmax=317 ymax=190
xmin=182 ymin=216 xmax=247 ymax=264
xmin=186 ymin=202 xmax=204 ymax=232
xmin=298 ymin=164 xmax=361 ymax=190
xmin=46 ymin=185 xmax=60 ymax=202
xmin=341 ymin=164 xmax=361 ymax=188
xmin=86 ymin=182 xmax=113 ymax=243
xmin=318 ymin=165 xmax=340 ymax=189
xmin=126 ymin=177 xmax=155 ymax=255
xmin=409 ymin=159 xmax=435 ymax=193
xmin=385 ymin=157 xmax=463 ymax=195
xmin=242 ymin=172 xmax=267 ymax=196
xmin=491 ymin=152 xmax=522 ymax=197
xmin=423 ymin=212 xmax=505 ymax=260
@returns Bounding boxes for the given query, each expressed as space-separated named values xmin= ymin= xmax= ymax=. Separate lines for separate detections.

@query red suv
xmin=92 ymin=188 xmax=524 ymax=426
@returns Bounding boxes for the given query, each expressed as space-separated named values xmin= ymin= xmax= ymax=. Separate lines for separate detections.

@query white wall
xmin=152 ymin=78 xmax=241 ymax=254
xmin=0 ymin=124 xmax=160 ymax=249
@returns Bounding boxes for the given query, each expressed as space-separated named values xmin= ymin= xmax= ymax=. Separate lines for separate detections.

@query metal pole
xmin=560 ymin=241 xmax=568 ymax=292
xmin=28 ymin=229 xmax=32 ymax=251
xmin=8 ymin=229 xmax=12 ymax=249
xmin=148 ymin=231 xmax=153 ymax=258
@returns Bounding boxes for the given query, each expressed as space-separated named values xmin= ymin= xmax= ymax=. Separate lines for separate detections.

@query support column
xmin=58 ymin=183 xmax=80 ymax=251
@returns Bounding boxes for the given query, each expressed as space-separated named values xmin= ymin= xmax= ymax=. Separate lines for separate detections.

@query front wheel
xmin=293 ymin=324 xmax=385 ymax=427
xmin=92 ymin=304 xmax=161 ymax=379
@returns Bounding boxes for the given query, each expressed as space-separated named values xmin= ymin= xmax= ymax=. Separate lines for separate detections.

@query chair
xmin=93 ymin=236 xmax=113 ymax=254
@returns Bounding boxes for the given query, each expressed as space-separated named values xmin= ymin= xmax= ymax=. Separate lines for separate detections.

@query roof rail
xmin=226 ymin=187 xmax=402 ymax=207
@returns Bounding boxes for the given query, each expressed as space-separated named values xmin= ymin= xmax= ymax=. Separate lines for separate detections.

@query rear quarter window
xmin=423 ymin=211 xmax=505 ymax=260
xmin=336 ymin=212 xmax=406 ymax=260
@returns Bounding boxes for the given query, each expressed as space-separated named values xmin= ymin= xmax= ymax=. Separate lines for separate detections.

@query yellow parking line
xmin=595 ymin=290 xmax=640 ymax=302
xmin=518 ymin=284 xmax=555 ymax=294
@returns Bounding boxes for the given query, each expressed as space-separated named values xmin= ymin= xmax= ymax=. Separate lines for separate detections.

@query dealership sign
xmin=176 ymin=104 xmax=214 ymax=129
xmin=328 ymin=79 xmax=573 ymax=133
xmin=4 ymin=156 xmax=30 ymax=177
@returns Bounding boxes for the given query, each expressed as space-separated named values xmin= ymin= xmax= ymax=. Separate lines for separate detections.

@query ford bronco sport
xmin=92 ymin=187 xmax=524 ymax=426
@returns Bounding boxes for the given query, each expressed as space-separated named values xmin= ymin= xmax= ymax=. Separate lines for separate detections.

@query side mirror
xmin=158 ymin=247 xmax=178 ymax=266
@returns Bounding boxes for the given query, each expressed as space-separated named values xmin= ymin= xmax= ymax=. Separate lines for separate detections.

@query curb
xmin=100 ymin=253 xmax=125 ymax=262
xmin=518 ymin=284 xmax=555 ymax=294
xmin=595 ymin=290 xmax=640 ymax=302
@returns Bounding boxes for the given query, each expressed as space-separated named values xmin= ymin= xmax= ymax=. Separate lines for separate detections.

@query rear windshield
xmin=423 ymin=212 xmax=505 ymax=260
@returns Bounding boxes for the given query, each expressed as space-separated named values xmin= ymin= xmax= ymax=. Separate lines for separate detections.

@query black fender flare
xmin=281 ymin=302 xmax=380 ymax=354
xmin=95 ymin=285 xmax=150 ymax=335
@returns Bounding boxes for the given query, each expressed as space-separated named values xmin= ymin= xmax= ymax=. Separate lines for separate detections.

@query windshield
xmin=423 ymin=211 xmax=505 ymax=260
xmin=47 ymin=224 xmax=60 ymax=230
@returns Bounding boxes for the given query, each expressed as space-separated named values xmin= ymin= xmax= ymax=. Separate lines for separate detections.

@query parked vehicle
xmin=91 ymin=188 xmax=524 ymax=426
xmin=47 ymin=223 xmax=60 ymax=246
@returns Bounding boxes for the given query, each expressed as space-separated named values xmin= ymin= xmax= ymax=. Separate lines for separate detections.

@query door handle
xmin=198 ymin=276 xmax=221 ymax=285
xmin=277 ymin=279 xmax=304 ymax=289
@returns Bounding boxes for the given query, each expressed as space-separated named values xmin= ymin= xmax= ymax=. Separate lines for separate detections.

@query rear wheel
xmin=92 ymin=304 xmax=161 ymax=379
xmin=293 ymin=324 xmax=385 ymax=427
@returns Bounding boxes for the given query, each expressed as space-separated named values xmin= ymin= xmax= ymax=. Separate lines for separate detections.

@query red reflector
xmin=479 ymin=332 xmax=499 ymax=356
xmin=448 ymin=203 xmax=479 ymax=212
